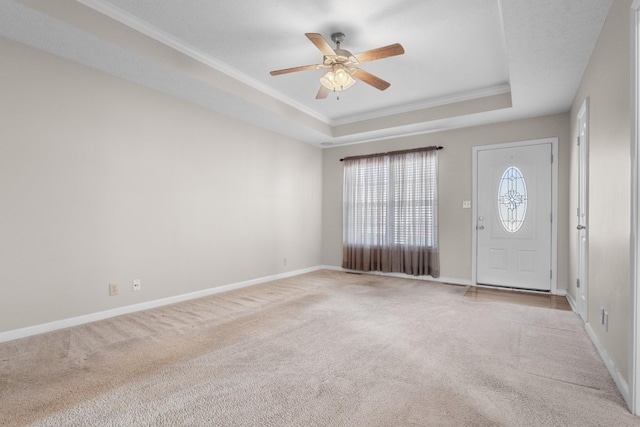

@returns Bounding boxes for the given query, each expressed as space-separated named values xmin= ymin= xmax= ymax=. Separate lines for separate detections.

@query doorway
xmin=576 ymin=99 xmax=589 ymax=322
xmin=472 ymin=138 xmax=558 ymax=293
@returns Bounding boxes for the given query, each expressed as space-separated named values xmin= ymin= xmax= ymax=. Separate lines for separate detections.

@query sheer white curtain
xmin=342 ymin=148 xmax=439 ymax=277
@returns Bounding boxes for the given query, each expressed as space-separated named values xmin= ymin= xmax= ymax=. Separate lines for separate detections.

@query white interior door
xmin=476 ymin=143 xmax=552 ymax=291
xmin=576 ymin=100 xmax=589 ymax=321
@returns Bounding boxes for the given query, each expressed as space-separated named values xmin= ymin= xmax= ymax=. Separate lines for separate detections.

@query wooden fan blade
xmin=270 ymin=64 xmax=318 ymax=76
xmin=316 ymin=85 xmax=330 ymax=99
xmin=305 ymin=33 xmax=336 ymax=56
xmin=354 ymin=43 xmax=405 ymax=63
xmin=352 ymin=68 xmax=391 ymax=91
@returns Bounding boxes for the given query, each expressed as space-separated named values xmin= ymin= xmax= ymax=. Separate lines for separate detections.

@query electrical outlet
xmin=462 ymin=200 xmax=471 ymax=209
xmin=133 ymin=279 xmax=141 ymax=291
xmin=109 ymin=283 xmax=118 ymax=296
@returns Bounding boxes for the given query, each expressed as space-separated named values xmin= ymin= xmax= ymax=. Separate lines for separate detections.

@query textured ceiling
xmin=0 ymin=0 xmax=613 ymax=147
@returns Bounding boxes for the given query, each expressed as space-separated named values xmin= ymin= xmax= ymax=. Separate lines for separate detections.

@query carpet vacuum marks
xmin=0 ymin=270 xmax=637 ymax=426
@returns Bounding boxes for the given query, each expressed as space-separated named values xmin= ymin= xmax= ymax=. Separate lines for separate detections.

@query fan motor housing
xmin=331 ymin=32 xmax=346 ymax=45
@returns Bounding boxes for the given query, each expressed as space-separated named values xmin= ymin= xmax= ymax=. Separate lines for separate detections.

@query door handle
xmin=577 ymin=225 xmax=586 ymax=230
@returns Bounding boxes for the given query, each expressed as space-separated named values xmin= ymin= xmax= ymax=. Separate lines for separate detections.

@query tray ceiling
xmin=0 ymin=0 xmax=613 ymax=147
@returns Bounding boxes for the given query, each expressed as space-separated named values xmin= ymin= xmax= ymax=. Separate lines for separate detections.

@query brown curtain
xmin=341 ymin=147 xmax=439 ymax=277
xmin=342 ymin=245 xmax=440 ymax=277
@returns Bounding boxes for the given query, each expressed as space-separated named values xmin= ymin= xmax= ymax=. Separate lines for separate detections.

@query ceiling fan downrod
xmin=331 ymin=32 xmax=345 ymax=49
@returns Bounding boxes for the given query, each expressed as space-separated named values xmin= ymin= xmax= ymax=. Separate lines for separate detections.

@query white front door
xmin=576 ymin=100 xmax=589 ymax=321
xmin=476 ymin=143 xmax=553 ymax=291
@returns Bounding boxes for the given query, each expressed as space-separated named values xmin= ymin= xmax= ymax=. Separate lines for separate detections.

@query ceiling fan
xmin=270 ymin=32 xmax=405 ymax=99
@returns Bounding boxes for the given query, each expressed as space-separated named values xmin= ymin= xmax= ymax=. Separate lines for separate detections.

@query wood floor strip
xmin=464 ymin=286 xmax=572 ymax=311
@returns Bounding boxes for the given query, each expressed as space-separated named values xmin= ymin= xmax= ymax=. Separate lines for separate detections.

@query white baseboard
xmin=0 ymin=265 xmax=575 ymax=344
xmin=584 ymin=322 xmax=631 ymax=408
xmin=0 ymin=266 xmax=323 ymax=344
xmin=318 ymin=265 xmax=472 ymax=287
xmin=565 ymin=292 xmax=577 ymax=312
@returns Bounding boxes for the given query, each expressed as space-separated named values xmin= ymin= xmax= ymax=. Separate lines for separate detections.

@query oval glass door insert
xmin=498 ymin=166 xmax=527 ymax=233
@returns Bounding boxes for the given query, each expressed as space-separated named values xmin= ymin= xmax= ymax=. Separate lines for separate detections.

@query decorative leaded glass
xmin=498 ymin=166 xmax=527 ymax=233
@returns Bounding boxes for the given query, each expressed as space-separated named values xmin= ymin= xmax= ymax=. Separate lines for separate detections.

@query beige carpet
xmin=0 ymin=270 xmax=637 ymax=426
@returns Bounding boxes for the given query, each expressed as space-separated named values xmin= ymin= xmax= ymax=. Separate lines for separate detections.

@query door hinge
xmin=550 ymin=270 xmax=553 ymax=279
xmin=577 ymin=136 xmax=581 ymax=146
xmin=550 ymin=212 xmax=553 ymax=223
xmin=551 ymin=153 xmax=554 ymax=163
xmin=577 ymin=278 xmax=581 ymax=288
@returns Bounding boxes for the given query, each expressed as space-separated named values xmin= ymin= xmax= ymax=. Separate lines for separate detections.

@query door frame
xmin=630 ymin=0 xmax=640 ymax=415
xmin=576 ymin=99 xmax=590 ymax=322
xmin=472 ymin=138 xmax=559 ymax=294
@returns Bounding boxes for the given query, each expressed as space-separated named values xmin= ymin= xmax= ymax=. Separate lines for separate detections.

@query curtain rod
xmin=340 ymin=146 xmax=443 ymax=162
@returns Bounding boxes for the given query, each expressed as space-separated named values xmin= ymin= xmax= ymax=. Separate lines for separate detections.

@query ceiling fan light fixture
xmin=320 ymin=64 xmax=356 ymax=92
xmin=270 ymin=32 xmax=404 ymax=99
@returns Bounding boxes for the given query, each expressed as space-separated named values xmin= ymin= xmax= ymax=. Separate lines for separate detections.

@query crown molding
xmin=329 ymin=84 xmax=512 ymax=126
xmin=77 ymin=0 xmax=331 ymax=125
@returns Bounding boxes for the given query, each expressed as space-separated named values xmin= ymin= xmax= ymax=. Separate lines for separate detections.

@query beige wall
xmin=0 ymin=38 xmax=323 ymax=333
xmin=322 ymin=113 xmax=570 ymax=287
xmin=568 ymin=0 xmax=632 ymax=381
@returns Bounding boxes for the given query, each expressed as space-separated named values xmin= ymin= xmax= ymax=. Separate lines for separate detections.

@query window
xmin=342 ymin=148 xmax=439 ymax=277
xmin=497 ymin=166 xmax=527 ymax=233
